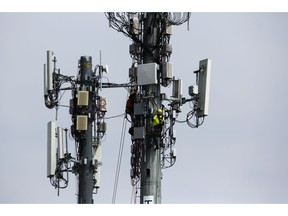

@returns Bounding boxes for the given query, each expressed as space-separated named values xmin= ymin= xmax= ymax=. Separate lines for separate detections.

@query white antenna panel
xmin=47 ymin=121 xmax=56 ymax=177
xmin=44 ymin=64 xmax=48 ymax=96
xmin=197 ymin=59 xmax=212 ymax=117
xmin=47 ymin=50 xmax=53 ymax=91
xmin=93 ymin=145 xmax=102 ymax=188
xmin=57 ymin=127 xmax=64 ymax=159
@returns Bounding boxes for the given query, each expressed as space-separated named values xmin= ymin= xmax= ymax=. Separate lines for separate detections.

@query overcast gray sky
xmin=1 ymin=10 xmax=288 ymax=210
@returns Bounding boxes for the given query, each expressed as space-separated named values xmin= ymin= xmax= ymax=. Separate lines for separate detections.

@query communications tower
xmin=106 ymin=12 xmax=211 ymax=204
xmin=43 ymin=12 xmax=211 ymax=204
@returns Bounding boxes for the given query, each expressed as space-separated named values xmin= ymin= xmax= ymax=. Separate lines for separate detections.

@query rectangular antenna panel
xmin=76 ymin=115 xmax=88 ymax=131
xmin=93 ymin=145 xmax=102 ymax=188
xmin=137 ymin=63 xmax=158 ymax=85
xmin=47 ymin=51 xmax=53 ymax=91
xmin=172 ymin=79 xmax=182 ymax=100
xmin=197 ymin=59 xmax=212 ymax=117
xmin=47 ymin=121 xmax=56 ymax=177
xmin=57 ymin=127 xmax=64 ymax=159
xmin=77 ymin=91 xmax=89 ymax=106
xmin=44 ymin=64 xmax=48 ymax=96
xmin=162 ymin=62 xmax=173 ymax=79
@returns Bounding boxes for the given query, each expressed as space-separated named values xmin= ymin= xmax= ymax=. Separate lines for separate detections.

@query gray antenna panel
xmin=172 ymin=78 xmax=182 ymax=100
xmin=47 ymin=121 xmax=56 ymax=177
xmin=197 ymin=59 xmax=212 ymax=117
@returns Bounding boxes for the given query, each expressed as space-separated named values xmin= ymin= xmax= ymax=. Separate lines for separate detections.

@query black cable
xmin=112 ymin=115 xmax=127 ymax=204
xmin=161 ymin=119 xmax=175 ymax=139
xmin=175 ymin=119 xmax=187 ymax=123
xmin=104 ymin=113 xmax=125 ymax=120
xmin=186 ymin=110 xmax=197 ymax=128
xmin=58 ymin=105 xmax=70 ymax=108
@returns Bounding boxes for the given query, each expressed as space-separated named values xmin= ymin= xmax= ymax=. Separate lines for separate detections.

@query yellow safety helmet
xmin=157 ymin=108 xmax=163 ymax=116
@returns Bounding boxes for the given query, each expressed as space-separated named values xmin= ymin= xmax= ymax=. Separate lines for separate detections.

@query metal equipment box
xmin=137 ymin=63 xmax=158 ymax=85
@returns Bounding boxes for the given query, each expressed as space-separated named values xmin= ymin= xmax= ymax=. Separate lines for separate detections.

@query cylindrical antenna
xmin=100 ymin=50 xmax=102 ymax=65
xmin=99 ymin=50 xmax=103 ymax=90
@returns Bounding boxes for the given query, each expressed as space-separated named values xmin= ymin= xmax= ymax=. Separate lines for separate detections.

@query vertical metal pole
xmin=140 ymin=12 xmax=162 ymax=204
xmin=78 ymin=56 xmax=94 ymax=204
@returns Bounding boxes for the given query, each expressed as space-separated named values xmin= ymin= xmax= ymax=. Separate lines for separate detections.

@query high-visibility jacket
xmin=152 ymin=114 xmax=164 ymax=127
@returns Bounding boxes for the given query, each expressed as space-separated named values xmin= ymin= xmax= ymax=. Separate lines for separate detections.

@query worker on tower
xmin=153 ymin=108 xmax=164 ymax=127
xmin=151 ymin=107 xmax=164 ymax=149
xmin=125 ymin=91 xmax=136 ymax=135
xmin=125 ymin=91 xmax=136 ymax=117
